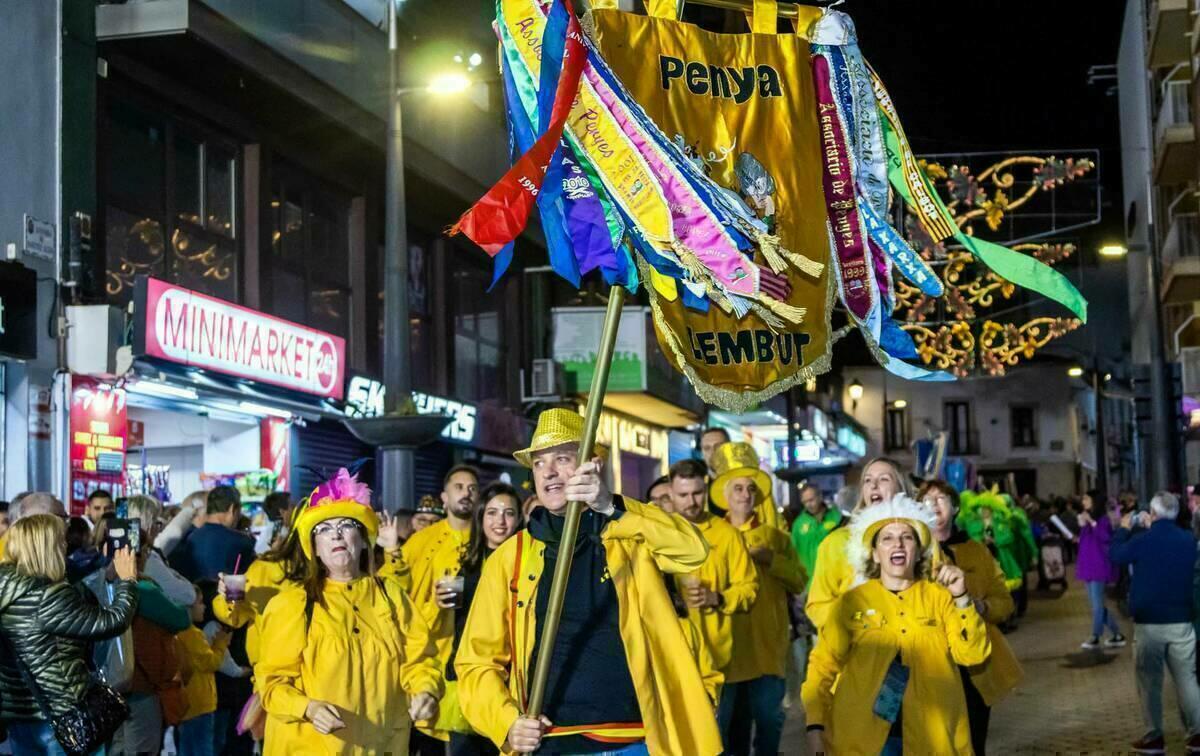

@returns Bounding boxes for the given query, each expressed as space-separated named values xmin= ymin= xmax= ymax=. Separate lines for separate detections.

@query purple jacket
xmin=1076 ymin=514 xmax=1118 ymax=583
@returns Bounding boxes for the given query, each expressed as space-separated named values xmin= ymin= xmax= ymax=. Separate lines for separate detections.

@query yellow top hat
xmin=709 ymin=442 xmax=773 ymax=513
xmin=513 ymin=408 xmax=608 ymax=468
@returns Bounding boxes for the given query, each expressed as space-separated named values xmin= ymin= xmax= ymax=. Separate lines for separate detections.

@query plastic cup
xmin=224 ymin=573 xmax=247 ymax=603
xmin=438 ymin=576 xmax=466 ymax=609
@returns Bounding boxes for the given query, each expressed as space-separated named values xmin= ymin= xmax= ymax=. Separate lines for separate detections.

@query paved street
xmin=783 ymin=571 xmax=1180 ymax=754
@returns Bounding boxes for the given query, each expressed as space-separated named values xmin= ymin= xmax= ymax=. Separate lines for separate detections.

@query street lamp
xmin=349 ymin=1 xmax=480 ymax=512
xmin=1099 ymin=242 xmax=1129 ymax=258
xmin=848 ymin=379 xmax=864 ymax=410
xmin=427 ymin=72 xmax=472 ymax=96
xmin=1067 ymin=365 xmax=1085 ymax=378
xmin=893 ymin=399 xmax=908 ymax=409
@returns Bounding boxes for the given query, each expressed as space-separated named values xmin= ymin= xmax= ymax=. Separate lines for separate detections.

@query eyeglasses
xmin=312 ymin=519 xmax=361 ymax=539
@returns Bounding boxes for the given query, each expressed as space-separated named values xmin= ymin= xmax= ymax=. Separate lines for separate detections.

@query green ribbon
xmin=878 ymin=109 xmax=1088 ymax=324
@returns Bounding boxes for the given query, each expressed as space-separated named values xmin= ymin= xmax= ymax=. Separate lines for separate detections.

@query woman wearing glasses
xmin=256 ymin=469 xmax=443 ymax=755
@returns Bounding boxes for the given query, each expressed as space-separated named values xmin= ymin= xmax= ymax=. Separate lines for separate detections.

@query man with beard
xmin=402 ymin=464 xmax=480 ymax=753
xmin=670 ymin=460 xmax=759 ymax=701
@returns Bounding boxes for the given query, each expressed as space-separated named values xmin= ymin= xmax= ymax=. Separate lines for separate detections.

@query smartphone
xmin=105 ymin=518 xmax=133 ymax=554
xmin=115 ymin=498 xmax=128 ymax=520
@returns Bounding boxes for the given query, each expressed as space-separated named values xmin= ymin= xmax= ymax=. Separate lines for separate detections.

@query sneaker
xmin=1080 ymin=636 xmax=1101 ymax=650
xmin=1132 ymin=734 xmax=1165 ymax=754
xmin=1105 ymin=634 xmax=1128 ymax=648
xmin=1188 ymin=733 xmax=1200 ymax=754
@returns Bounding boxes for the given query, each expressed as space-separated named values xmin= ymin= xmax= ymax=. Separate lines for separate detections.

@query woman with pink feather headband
xmin=256 ymin=469 xmax=443 ymax=755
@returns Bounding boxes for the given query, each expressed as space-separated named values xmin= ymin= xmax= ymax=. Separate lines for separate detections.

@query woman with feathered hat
xmin=255 ymin=469 xmax=442 ymax=755
xmin=802 ymin=495 xmax=991 ymax=755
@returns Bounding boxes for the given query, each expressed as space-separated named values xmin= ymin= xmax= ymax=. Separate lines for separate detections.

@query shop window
xmin=885 ymin=406 xmax=909 ymax=452
xmin=943 ymin=400 xmax=977 ymax=455
xmin=1011 ymin=405 xmax=1038 ymax=449
xmin=103 ymin=96 xmax=238 ymax=307
xmin=453 ymin=260 xmax=506 ymax=403
xmin=267 ymin=166 xmax=351 ymax=339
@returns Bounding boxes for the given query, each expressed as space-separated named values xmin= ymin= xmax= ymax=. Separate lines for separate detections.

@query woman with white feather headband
xmin=802 ymin=495 xmax=992 ymax=756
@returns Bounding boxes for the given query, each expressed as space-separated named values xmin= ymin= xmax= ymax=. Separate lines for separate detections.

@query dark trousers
xmin=960 ymin=666 xmax=991 ymax=755
xmin=410 ymin=729 xmax=447 ymax=756
xmin=449 ymin=731 xmax=499 ymax=756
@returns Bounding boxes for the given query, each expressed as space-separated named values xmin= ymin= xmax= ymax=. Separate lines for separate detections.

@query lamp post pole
xmin=379 ymin=0 xmax=415 ymax=513
xmin=1092 ymin=363 xmax=1109 ymax=499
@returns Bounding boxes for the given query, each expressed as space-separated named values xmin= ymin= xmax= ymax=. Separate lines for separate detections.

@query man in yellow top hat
xmin=400 ymin=463 xmax=480 ymax=750
xmin=455 ymin=408 xmax=723 ymax=755
xmin=710 ymin=442 xmax=806 ymax=755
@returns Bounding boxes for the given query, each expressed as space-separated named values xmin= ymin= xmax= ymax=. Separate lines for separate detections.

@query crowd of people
xmin=0 ymin=410 xmax=1196 ymax=755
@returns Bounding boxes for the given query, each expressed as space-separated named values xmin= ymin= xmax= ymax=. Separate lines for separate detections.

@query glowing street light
xmin=893 ymin=399 xmax=908 ymax=409
xmin=1099 ymin=243 xmax=1128 ymax=258
xmin=848 ymin=379 xmax=864 ymax=401
xmin=427 ymin=72 xmax=472 ymax=96
xmin=1067 ymin=365 xmax=1085 ymax=378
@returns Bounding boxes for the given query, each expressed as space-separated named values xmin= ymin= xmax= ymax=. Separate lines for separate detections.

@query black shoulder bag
xmin=5 ymin=636 xmax=129 ymax=756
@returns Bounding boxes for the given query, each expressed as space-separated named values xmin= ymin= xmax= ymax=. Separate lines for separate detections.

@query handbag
xmin=6 ymin=637 xmax=128 ymax=756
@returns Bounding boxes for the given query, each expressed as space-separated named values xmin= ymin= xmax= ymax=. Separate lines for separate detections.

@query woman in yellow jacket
xmin=803 ymin=495 xmax=991 ymax=755
xmin=215 ymin=512 xmax=409 ymax=669
xmin=256 ymin=469 xmax=442 ymax=755
xmin=920 ymin=480 xmax=1023 ymax=755
xmin=805 ymin=457 xmax=914 ymax=632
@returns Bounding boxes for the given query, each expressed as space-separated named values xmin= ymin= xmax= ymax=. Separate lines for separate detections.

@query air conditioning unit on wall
xmin=531 ymin=359 xmax=559 ymax=397
xmin=522 ymin=359 xmax=561 ymax=403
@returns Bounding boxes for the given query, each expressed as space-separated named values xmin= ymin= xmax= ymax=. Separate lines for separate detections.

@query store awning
xmin=125 ymin=358 xmax=344 ymax=424
xmin=588 ymin=391 xmax=700 ymax=429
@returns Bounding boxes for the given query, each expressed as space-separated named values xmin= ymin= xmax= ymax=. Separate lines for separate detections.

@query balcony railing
xmin=1156 ymin=78 xmax=1192 ymax=142
xmin=1163 ymin=213 xmax=1200 ymax=268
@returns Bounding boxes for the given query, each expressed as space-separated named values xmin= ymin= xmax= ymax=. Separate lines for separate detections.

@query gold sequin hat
xmin=708 ymin=442 xmax=773 ymax=512
xmin=513 ymin=408 xmax=608 ymax=468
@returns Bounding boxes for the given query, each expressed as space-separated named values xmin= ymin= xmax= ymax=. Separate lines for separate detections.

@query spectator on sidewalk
xmin=169 ymin=486 xmax=256 ymax=582
xmin=1076 ymin=491 xmax=1126 ymax=650
xmin=1110 ymin=491 xmax=1200 ymax=755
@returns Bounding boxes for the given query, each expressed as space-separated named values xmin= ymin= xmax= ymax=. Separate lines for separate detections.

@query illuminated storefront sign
xmin=837 ymin=425 xmax=868 ymax=458
xmin=69 ymin=376 xmax=128 ymax=515
xmin=812 ymin=408 xmax=829 ymax=441
xmin=136 ymin=277 xmax=346 ymax=400
xmin=344 ymin=375 xmax=478 ymax=445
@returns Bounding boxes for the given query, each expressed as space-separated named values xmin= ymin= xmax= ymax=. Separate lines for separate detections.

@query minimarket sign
xmin=134 ymin=278 xmax=346 ymax=400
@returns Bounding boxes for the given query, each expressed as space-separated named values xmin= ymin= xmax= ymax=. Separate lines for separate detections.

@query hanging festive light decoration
xmin=894 ymin=152 xmax=1097 ymax=376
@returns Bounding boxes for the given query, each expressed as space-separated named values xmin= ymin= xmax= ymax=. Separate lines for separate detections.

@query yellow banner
xmin=590 ymin=8 xmax=833 ymax=412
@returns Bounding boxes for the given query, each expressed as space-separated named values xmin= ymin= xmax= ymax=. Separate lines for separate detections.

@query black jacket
xmin=0 ymin=565 xmax=138 ymax=720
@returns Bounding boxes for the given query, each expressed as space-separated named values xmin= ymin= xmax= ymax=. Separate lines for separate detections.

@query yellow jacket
xmin=212 ymin=558 xmax=286 ymax=667
xmin=943 ymin=536 xmax=1024 ymax=705
xmin=804 ymin=526 xmax=853 ymax=634
xmin=178 ymin=625 xmax=230 ymax=720
xmin=214 ymin=549 xmax=408 ymax=668
xmin=726 ymin=519 xmax=806 ymax=683
xmin=401 ymin=520 xmax=470 ymax=662
xmin=756 ymin=497 xmax=785 ymax=533
xmin=802 ymin=580 xmax=991 ymax=755
xmin=676 ymin=514 xmax=759 ymax=674
xmin=257 ymin=575 xmax=443 ymax=755
xmin=680 ymin=617 xmax=722 ymax=707
xmin=455 ymin=500 xmax=723 ymax=755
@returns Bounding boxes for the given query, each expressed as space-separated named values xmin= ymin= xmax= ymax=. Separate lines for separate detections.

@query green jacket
xmin=791 ymin=509 xmax=843 ymax=591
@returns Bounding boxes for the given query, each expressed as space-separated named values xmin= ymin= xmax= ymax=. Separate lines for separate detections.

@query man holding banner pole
xmin=455 ymin=408 xmax=723 ymax=755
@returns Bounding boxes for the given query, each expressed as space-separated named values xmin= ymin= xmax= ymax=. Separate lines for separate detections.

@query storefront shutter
xmin=292 ymin=420 xmax=376 ymax=500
